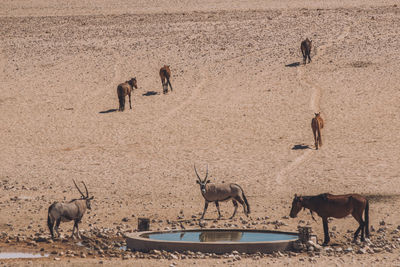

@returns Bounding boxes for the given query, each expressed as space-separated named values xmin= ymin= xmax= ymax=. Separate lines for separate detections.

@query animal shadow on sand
xmin=285 ymin=62 xmax=300 ymax=67
xmin=99 ymin=109 xmax=118 ymax=114
xmin=292 ymin=144 xmax=311 ymax=150
xmin=143 ymin=91 xmax=159 ymax=96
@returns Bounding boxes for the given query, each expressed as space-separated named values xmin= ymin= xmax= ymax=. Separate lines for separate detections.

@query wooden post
xmin=138 ymin=218 xmax=150 ymax=231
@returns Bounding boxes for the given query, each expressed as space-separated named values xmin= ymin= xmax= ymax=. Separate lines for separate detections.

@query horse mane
xmin=302 ymin=193 xmax=329 ymax=202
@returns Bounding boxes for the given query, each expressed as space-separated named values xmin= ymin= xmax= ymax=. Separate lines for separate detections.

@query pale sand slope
xmin=0 ymin=0 xmax=400 ymax=266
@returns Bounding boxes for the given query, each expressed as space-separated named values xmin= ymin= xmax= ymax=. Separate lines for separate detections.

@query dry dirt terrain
xmin=1 ymin=0 xmax=400 ymax=266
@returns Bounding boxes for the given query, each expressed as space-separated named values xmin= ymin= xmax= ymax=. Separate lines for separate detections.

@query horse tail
xmin=365 ymin=199 xmax=369 ymax=237
xmin=48 ymin=203 xmax=56 ymax=239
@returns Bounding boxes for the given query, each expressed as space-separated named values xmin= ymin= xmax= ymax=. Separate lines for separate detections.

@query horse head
xmin=289 ymin=194 xmax=304 ymax=218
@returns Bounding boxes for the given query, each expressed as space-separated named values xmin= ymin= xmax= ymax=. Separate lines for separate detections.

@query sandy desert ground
xmin=1 ymin=0 xmax=400 ymax=266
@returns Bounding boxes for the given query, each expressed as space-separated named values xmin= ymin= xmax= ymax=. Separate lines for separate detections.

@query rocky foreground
xmin=1 ymin=217 xmax=400 ymax=265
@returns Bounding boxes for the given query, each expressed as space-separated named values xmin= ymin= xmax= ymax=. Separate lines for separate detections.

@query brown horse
xmin=301 ymin=38 xmax=312 ymax=65
xmin=311 ymin=112 xmax=324 ymax=150
xmin=289 ymin=193 xmax=369 ymax=245
xmin=117 ymin=78 xmax=137 ymax=111
xmin=159 ymin=65 xmax=173 ymax=94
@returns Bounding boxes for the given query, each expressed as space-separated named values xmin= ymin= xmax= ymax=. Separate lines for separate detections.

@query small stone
xmin=344 ymin=247 xmax=353 ymax=253
xmin=335 ymin=247 xmax=343 ymax=253
xmin=357 ymin=248 xmax=367 ymax=254
xmin=54 ymin=257 xmax=60 ymax=261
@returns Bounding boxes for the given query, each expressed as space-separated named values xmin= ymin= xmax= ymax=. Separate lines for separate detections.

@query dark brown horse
xmin=301 ymin=38 xmax=312 ymax=65
xmin=289 ymin=193 xmax=369 ymax=245
xmin=117 ymin=78 xmax=137 ymax=111
xmin=311 ymin=112 xmax=324 ymax=150
xmin=159 ymin=65 xmax=173 ymax=94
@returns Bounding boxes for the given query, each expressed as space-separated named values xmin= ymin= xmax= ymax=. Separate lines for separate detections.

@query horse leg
xmin=161 ymin=77 xmax=166 ymax=94
xmin=200 ymin=201 xmax=209 ymax=219
xmin=352 ymin=212 xmax=365 ymax=242
xmin=129 ymin=92 xmax=132 ymax=110
xmin=322 ymin=217 xmax=330 ymax=245
xmin=215 ymin=201 xmax=222 ymax=219
xmin=313 ymin=128 xmax=318 ymax=150
xmin=230 ymin=200 xmax=238 ymax=219
xmin=308 ymin=51 xmax=312 ymax=63
xmin=317 ymin=124 xmax=322 ymax=148
xmin=118 ymin=94 xmax=123 ymax=111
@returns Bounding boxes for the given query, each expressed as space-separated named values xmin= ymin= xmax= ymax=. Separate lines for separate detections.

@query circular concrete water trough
xmin=126 ymin=229 xmax=298 ymax=254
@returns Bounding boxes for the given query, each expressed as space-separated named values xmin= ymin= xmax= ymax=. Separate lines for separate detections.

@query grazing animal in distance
xmin=117 ymin=77 xmax=137 ymax=111
xmin=47 ymin=180 xmax=94 ymax=240
xmin=194 ymin=164 xmax=250 ymax=220
xmin=311 ymin=112 xmax=324 ymax=150
xmin=289 ymin=193 xmax=369 ymax=245
xmin=301 ymin=38 xmax=312 ymax=65
xmin=159 ymin=65 xmax=173 ymax=94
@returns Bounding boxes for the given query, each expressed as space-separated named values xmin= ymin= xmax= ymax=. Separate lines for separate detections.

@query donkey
xmin=159 ymin=65 xmax=173 ymax=94
xmin=117 ymin=77 xmax=137 ymax=111
xmin=311 ymin=112 xmax=324 ymax=150
xmin=301 ymin=38 xmax=312 ymax=65
xmin=289 ymin=193 xmax=369 ymax=245
xmin=194 ymin=165 xmax=250 ymax=220
xmin=47 ymin=180 xmax=94 ymax=240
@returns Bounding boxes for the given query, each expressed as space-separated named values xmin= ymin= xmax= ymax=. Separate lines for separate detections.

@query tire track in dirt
xmin=275 ymin=25 xmax=351 ymax=186
xmin=153 ymin=66 xmax=205 ymax=130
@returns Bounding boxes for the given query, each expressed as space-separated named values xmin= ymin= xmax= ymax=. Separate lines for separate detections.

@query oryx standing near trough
xmin=47 ymin=180 xmax=94 ymax=240
xmin=194 ymin=165 xmax=250 ymax=220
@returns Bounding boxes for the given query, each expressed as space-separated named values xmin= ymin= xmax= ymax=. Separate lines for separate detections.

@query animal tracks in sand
xmin=275 ymin=25 xmax=351 ymax=186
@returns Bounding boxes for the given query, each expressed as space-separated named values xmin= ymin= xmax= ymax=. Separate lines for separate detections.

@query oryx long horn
xmin=82 ymin=181 xmax=89 ymax=198
xmin=73 ymin=179 xmax=85 ymax=198
xmin=204 ymin=164 xmax=209 ymax=182
xmin=194 ymin=164 xmax=202 ymax=182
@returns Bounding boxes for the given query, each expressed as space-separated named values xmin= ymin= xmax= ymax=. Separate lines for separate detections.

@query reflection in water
xmin=145 ymin=231 xmax=298 ymax=242
xmin=199 ymin=231 xmax=242 ymax=242
xmin=0 ymin=252 xmax=49 ymax=259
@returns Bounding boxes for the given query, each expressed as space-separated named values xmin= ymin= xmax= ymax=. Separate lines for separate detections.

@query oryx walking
xmin=194 ymin=164 xmax=250 ymax=220
xmin=47 ymin=180 xmax=94 ymax=239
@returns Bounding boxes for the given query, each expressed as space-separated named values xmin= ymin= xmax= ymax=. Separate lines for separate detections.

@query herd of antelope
xmin=47 ymin=39 xmax=370 ymax=246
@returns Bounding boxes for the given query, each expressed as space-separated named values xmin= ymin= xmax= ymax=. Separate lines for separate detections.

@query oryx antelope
xmin=194 ymin=165 xmax=250 ymax=219
xmin=159 ymin=65 xmax=173 ymax=94
xmin=301 ymin=38 xmax=312 ymax=65
xmin=47 ymin=180 xmax=94 ymax=240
